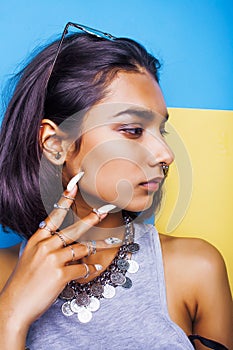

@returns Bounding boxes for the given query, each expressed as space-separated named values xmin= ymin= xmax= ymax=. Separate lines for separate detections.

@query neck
xmin=72 ymin=193 xmax=128 ymax=284
xmin=73 ymin=191 xmax=125 ymax=242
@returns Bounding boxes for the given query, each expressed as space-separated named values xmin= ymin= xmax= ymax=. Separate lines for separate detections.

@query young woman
xmin=0 ymin=22 xmax=232 ymax=350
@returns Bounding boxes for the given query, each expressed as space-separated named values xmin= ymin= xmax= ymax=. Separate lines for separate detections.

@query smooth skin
xmin=0 ymin=70 xmax=232 ymax=350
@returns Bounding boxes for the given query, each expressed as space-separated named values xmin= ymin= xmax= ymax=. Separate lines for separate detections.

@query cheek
xmin=97 ymin=161 xmax=154 ymax=212
xmin=96 ymin=160 xmax=138 ymax=203
xmin=78 ymin=140 xmax=148 ymax=204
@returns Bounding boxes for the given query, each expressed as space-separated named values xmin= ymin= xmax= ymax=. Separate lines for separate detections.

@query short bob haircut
xmin=0 ymin=31 xmax=163 ymax=239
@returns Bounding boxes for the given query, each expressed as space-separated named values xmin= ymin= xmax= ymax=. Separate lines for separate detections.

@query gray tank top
xmin=25 ymin=224 xmax=194 ymax=349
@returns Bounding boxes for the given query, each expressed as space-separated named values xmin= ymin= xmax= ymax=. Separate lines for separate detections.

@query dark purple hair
xmin=0 ymin=32 xmax=162 ymax=238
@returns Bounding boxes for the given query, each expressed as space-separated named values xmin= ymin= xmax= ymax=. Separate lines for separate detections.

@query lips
xmin=139 ymin=177 xmax=164 ymax=192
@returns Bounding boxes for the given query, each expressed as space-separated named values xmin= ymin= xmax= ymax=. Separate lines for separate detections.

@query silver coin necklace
xmin=59 ymin=213 xmax=140 ymax=323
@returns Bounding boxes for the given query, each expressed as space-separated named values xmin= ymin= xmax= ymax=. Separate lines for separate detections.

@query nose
xmin=146 ymin=133 xmax=174 ymax=167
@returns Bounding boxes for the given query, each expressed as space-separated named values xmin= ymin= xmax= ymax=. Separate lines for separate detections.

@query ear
xmin=40 ymin=119 xmax=69 ymax=164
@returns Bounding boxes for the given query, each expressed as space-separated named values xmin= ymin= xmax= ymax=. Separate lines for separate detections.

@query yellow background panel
xmin=155 ymin=108 xmax=233 ymax=293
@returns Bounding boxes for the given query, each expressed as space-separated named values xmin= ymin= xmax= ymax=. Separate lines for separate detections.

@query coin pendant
xmin=117 ymin=259 xmax=130 ymax=271
xmin=105 ymin=237 xmax=122 ymax=245
xmin=102 ymin=284 xmax=116 ymax=299
xmin=128 ymin=259 xmax=139 ymax=273
xmin=127 ymin=242 xmax=140 ymax=253
xmin=76 ymin=292 xmax=90 ymax=307
xmin=91 ymin=282 xmax=104 ymax=297
xmin=122 ymin=276 xmax=133 ymax=289
xmin=70 ymin=299 xmax=85 ymax=313
xmin=86 ymin=297 xmax=100 ymax=312
xmin=77 ymin=308 xmax=93 ymax=323
xmin=61 ymin=302 xmax=74 ymax=316
xmin=110 ymin=272 xmax=126 ymax=286
xmin=59 ymin=285 xmax=75 ymax=300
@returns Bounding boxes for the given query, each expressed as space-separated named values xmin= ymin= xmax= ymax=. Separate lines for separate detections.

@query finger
xmin=50 ymin=210 xmax=108 ymax=248
xmin=64 ymin=263 xmax=101 ymax=284
xmin=46 ymin=185 xmax=78 ymax=230
xmin=57 ymin=238 xmax=123 ymax=263
xmin=34 ymin=185 xmax=78 ymax=242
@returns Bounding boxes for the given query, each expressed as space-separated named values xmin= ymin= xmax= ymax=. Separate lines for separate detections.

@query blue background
xmin=1 ymin=0 xmax=233 ymax=247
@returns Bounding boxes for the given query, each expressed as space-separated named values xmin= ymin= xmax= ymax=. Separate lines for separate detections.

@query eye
xmin=119 ymin=126 xmax=144 ymax=139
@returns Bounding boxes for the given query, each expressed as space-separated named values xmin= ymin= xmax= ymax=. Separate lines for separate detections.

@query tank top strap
xmin=135 ymin=223 xmax=194 ymax=348
xmin=135 ymin=223 xmax=169 ymax=315
xmin=149 ymin=224 xmax=170 ymax=315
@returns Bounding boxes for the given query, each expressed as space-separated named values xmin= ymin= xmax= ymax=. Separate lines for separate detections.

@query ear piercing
xmin=55 ymin=152 xmax=62 ymax=160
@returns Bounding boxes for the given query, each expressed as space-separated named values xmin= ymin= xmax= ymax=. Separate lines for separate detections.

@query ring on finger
xmin=84 ymin=242 xmax=92 ymax=257
xmin=90 ymin=240 xmax=97 ymax=255
xmin=38 ymin=221 xmax=54 ymax=233
xmin=61 ymin=194 xmax=75 ymax=201
xmin=53 ymin=231 xmax=67 ymax=247
xmin=92 ymin=208 xmax=102 ymax=222
xmin=53 ymin=203 xmax=70 ymax=211
xmin=82 ymin=263 xmax=90 ymax=279
xmin=83 ymin=241 xmax=96 ymax=256
xmin=70 ymin=245 xmax=75 ymax=262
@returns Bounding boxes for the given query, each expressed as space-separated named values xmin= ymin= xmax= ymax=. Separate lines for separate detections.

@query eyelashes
xmin=160 ymin=129 xmax=169 ymax=137
xmin=118 ymin=125 xmax=169 ymax=139
xmin=119 ymin=126 xmax=144 ymax=138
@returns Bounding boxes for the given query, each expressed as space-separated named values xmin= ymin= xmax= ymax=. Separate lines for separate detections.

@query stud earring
xmin=55 ymin=152 xmax=61 ymax=160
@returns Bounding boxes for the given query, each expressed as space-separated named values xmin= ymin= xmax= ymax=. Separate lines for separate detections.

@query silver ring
xmin=90 ymin=240 xmax=97 ymax=255
xmin=84 ymin=241 xmax=96 ymax=256
xmin=70 ymin=245 xmax=75 ymax=261
xmin=84 ymin=242 xmax=91 ymax=257
xmin=38 ymin=221 xmax=54 ymax=233
xmin=61 ymin=194 xmax=76 ymax=201
xmin=53 ymin=231 xmax=67 ymax=247
xmin=92 ymin=208 xmax=102 ymax=222
xmin=82 ymin=263 xmax=90 ymax=279
xmin=53 ymin=203 xmax=70 ymax=211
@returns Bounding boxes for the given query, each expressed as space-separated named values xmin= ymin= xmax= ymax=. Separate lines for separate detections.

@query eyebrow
xmin=112 ymin=108 xmax=169 ymax=122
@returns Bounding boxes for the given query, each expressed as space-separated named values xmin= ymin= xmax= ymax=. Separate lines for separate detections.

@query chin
xmin=121 ymin=197 xmax=153 ymax=213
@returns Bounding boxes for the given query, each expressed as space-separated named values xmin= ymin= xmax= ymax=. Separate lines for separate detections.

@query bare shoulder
xmin=159 ymin=233 xmax=233 ymax=348
xmin=161 ymin=232 xmax=232 ymax=293
xmin=158 ymin=233 xmax=232 ymax=309
xmin=0 ymin=244 xmax=20 ymax=292
xmin=159 ymin=233 xmax=229 ymax=276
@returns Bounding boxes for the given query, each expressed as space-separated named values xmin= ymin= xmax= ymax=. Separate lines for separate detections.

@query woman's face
xmin=64 ymin=70 xmax=174 ymax=212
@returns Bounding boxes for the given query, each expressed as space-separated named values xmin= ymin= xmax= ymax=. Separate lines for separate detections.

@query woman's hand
xmin=0 ymin=185 xmax=115 ymax=348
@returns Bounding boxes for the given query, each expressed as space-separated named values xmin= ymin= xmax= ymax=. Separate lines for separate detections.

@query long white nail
xmin=97 ymin=204 xmax=116 ymax=214
xmin=105 ymin=237 xmax=122 ymax=245
xmin=94 ymin=264 xmax=103 ymax=271
xmin=67 ymin=172 xmax=84 ymax=192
